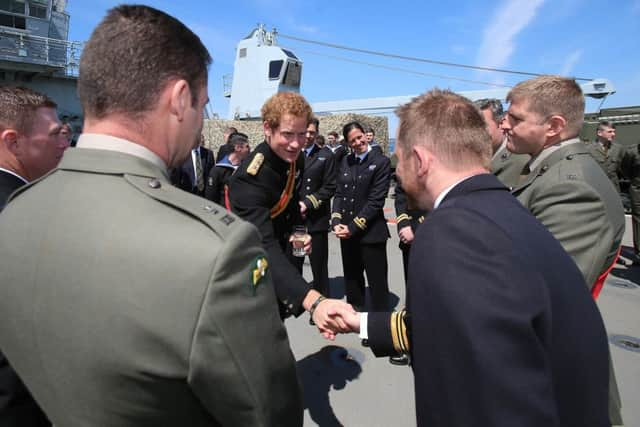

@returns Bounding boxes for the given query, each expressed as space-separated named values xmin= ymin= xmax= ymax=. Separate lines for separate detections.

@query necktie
xmin=193 ymin=149 xmax=204 ymax=192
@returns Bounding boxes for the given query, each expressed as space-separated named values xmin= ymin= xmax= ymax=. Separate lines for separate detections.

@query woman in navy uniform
xmin=332 ymin=121 xmax=391 ymax=317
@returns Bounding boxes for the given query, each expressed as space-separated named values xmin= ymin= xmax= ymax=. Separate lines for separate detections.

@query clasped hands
xmin=311 ymin=297 xmax=361 ymax=340
xmin=333 ymin=224 xmax=351 ymax=239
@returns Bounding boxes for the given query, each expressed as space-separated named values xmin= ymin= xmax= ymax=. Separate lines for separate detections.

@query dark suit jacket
xmin=0 ymin=170 xmax=26 ymax=211
xmin=329 ymin=145 xmax=348 ymax=166
xmin=0 ymin=170 xmax=50 ymax=427
xmin=369 ymin=174 xmax=609 ymax=427
xmin=170 ymin=146 xmax=215 ymax=196
xmin=299 ymin=145 xmax=336 ymax=233
xmin=227 ymin=142 xmax=310 ymax=318
xmin=331 ymin=149 xmax=390 ymax=243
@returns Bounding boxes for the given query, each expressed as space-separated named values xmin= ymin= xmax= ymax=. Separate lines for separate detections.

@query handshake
xmin=308 ymin=295 xmax=362 ymax=340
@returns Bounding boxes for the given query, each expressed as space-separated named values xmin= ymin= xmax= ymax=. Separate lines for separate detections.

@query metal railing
xmin=0 ymin=27 xmax=83 ymax=76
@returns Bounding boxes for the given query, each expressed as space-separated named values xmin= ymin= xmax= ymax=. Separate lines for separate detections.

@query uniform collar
xmin=76 ymin=134 xmax=168 ymax=173
xmin=528 ymin=137 xmax=581 ymax=172
xmin=59 ymin=136 xmax=169 ymax=180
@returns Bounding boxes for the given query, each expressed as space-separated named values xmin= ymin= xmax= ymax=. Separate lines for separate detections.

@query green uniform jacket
xmin=0 ymin=146 xmax=302 ymax=427
xmin=585 ymin=140 xmax=626 ymax=192
xmin=512 ymin=141 xmax=625 ymax=425
xmin=512 ymin=142 xmax=624 ymax=287
xmin=490 ymin=144 xmax=529 ymax=190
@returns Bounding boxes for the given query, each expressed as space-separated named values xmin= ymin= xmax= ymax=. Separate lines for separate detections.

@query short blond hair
xmin=396 ymin=89 xmax=491 ymax=171
xmin=507 ymin=75 xmax=584 ymax=137
xmin=261 ymin=92 xmax=313 ymax=129
xmin=0 ymin=86 xmax=57 ymax=135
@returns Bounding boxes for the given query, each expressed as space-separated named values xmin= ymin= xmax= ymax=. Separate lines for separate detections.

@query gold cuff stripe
xmin=418 ymin=216 xmax=425 ymax=224
xmin=331 ymin=213 xmax=342 ymax=219
xmin=396 ymin=213 xmax=410 ymax=222
xmin=398 ymin=310 xmax=409 ymax=352
xmin=390 ymin=312 xmax=401 ymax=353
xmin=306 ymin=194 xmax=320 ymax=209
xmin=353 ymin=217 xmax=366 ymax=230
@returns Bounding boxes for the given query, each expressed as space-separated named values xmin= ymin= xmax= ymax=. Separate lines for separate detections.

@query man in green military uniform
xmin=0 ymin=5 xmax=302 ymax=427
xmin=474 ymin=98 xmax=529 ymax=189
xmin=585 ymin=121 xmax=627 ymax=192
xmin=504 ymin=75 xmax=625 ymax=425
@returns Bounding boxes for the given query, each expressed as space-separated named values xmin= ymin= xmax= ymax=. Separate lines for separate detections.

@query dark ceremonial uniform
xmin=204 ymin=158 xmax=237 ymax=205
xmin=368 ymin=174 xmax=609 ymax=427
xmin=394 ymin=182 xmax=428 ymax=283
xmin=0 ymin=169 xmax=50 ymax=427
xmin=292 ymin=145 xmax=336 ymax=296
xmin=227 ymin=141 xmax=310 ymax=318
xmin=331 ymin=147 xmax=391 ymax=311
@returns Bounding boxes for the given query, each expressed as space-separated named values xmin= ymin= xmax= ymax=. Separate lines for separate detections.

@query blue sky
xmin=67 ymin=0 xmax=640 ymax=131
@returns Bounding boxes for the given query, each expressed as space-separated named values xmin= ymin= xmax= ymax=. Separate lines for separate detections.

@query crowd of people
xmin=0 ymin=4 xmax=632 ymax=427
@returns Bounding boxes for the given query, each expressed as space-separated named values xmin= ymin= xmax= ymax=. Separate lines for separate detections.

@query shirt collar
xmin=528 ymin=137 xmax=581 ymax=172
xmin=433 ymin=175 xmax=476 ymax=210
xmin=357 ymin=145 xmax=372 ymax=162
xmin=76 ymin=134 xmax=168 ymax=173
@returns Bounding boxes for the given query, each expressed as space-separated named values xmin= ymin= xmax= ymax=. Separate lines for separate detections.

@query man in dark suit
xmin=170 ymin=134 xmax=215 ymax=196
xmin=336 ymin=89 xmax=610 ymax=427
xmin=0 ymin=85 xmax=70 ymax=426
xmin=292 ymin=118 xmax=336 ymax=298
xmin=215 ymin=126 xmax=238 ymax=162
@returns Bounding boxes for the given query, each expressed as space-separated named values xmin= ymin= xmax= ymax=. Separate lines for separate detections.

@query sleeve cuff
xmin=359 ymin=312 xmax=368 ymax=339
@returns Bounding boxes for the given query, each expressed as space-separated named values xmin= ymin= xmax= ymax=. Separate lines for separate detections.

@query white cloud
xmin=559 ymin=49 xmax=583 ymax=76
xmin=475 ymin=0 xmax=545 ymax=71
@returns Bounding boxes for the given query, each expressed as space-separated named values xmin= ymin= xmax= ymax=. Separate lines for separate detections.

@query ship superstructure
xmin=0 ymin=0 xmax=82 ymax=124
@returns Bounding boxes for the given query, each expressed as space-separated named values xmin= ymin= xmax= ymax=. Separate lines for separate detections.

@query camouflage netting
xmin=202 ymin=114 xmax=389 ymax=154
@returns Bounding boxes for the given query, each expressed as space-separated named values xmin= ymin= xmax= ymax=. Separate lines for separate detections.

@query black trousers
xmin=400 ymin=242 xmax=411 ymax=287
xmin=339 ymin=239 xmax=389 ymax=311
xmin=291 ymin=231 xmax=330 ymax=297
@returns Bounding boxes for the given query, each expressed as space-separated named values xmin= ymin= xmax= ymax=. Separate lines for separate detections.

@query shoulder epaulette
xmin=124 ymin=174 xmax=237 ymax=240
xmin=247 ymin=153 xmax=264 ymax=176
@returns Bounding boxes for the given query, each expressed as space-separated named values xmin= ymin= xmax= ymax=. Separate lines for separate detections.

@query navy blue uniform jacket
xmin=299 ymin=145 xmax=336 ymax=232
xmin=369 ymin=174 xmax=609 ymax=427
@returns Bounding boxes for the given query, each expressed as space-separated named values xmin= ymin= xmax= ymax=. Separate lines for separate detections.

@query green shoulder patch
xmin=250 ymin=256 xmax=269 ymax=294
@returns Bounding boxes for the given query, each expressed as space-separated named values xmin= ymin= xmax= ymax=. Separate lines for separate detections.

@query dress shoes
xmin=389 ymin=354 xmax=410 ymax=366
xmin=361 ymin=339 xmax=369 ymax=347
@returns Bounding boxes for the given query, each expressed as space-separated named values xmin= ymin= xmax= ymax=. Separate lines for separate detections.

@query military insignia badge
xmin=208 ymin=176 xmax=213 ymax=186
xmin=369 ymin=164 xmax=377 ymax=170
xmin=251 ymin=256 xmax=269 ymax=293
xmin=247 ymin=153 xmax=265 ymax=176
